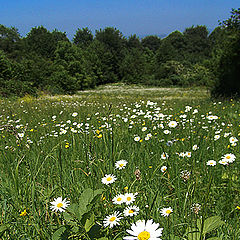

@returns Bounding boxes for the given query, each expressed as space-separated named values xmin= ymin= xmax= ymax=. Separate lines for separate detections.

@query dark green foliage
xmin=0 ymin=25 xmax=20 ymax=54
xmin=211 ymin=8 xmax=240 ymax=98
xmin=1 ymin=9 xmax=237 ymax=97
xmin=127 ymin=34 xmax=142 ymax=49
xmin=155 ymin=31 xmax=186 ymax=63
xmin=141 ymin=35 xmax=161 ymax=52
xmin=73 ymin=27 xmax=93 ymax=47
xmin=0 ymin=51 xmax=36 ymax=96
xmin=24 ymin=26 xmax=69 ymax=59
xmin=183 ymin=25 xmax=210 ymax=62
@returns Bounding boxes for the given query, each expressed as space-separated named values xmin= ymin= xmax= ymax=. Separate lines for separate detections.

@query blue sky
xmin=0 ymin=0 xmax=239 ymax=39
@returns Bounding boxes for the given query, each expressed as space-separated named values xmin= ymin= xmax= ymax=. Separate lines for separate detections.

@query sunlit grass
xmin=0 ymin=86 xmax=239 ymax=239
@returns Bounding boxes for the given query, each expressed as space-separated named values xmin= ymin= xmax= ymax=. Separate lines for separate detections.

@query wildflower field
xmin=0 ymin=86 xmax=239 ymax=240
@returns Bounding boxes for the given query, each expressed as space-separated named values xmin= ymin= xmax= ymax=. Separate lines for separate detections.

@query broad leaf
xmin=52 ymin=226 xmax=66 ymax=240
xmin=202 ymin=216 xmax=224 ymax=235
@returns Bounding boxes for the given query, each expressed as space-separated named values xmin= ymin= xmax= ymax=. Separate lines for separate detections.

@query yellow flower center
xmin=119 ymin=164 xmax=124 ymax=167
xmin=127 ymin=197 xmax=132 ymax=201
xmin=129 ymin=209 xmax=134 ymax=213
xmin=166 ymin=209 xmax=172 ymax=214
xmin=117 ymin=197 xmax=122 ymax=202
xmin=106 ymin=177 xmax=112 ymax=181
xmin=109 ymin=216 xmax=116 ymax=222
xmin=138 ymin=231 xmax=150 ymax=240
xmin=57 ymin=203 xmax=63 ymax=208
xmin=226 ymin=156 xmax=230 ymax=159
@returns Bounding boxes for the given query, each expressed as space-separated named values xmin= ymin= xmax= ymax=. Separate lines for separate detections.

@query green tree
xmin=141 ymin=35 xmax=161 ymax=52
xmin=211 ymin=8 xmax=240 ymax=98
xmin=0 ymin=24 xmax=21 ymax=56
xmin=24 ymin=26 xmax=69 ymax=59
xmin=183 ymin=25 xmax=210 ymax=62
xmin=155 ymin=31 xmax=185 ymax=63
xmin=73 ymin=27 xmax=93 ymax=47
xmin=95 ymin=27 xmax=127 ymax=83
xmin=127 ymin=34 xmax=142 ymax=49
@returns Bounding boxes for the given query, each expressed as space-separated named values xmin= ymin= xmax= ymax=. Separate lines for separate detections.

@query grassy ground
xmin=0 ymin=85 xmax=239 ymax=239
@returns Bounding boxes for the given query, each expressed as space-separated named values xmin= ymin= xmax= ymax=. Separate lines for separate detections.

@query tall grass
xmin=0 ymin=87 xmax=239 ymax=239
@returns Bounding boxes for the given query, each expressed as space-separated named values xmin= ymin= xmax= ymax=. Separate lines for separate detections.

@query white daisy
xmin=229 ymin=137 xmax=238 ymax=144
xmin=160 ymin=207 xmax=173 ymax=217
xmin=112 ymin=194 xmax=125 ymax=205
xmin=192 ymin=145 xmax=199 ymax=151
xmin=123 ymin=219 xmax=163 ymax=240
xmin=219 ymin=159 xmax=228 ymax=165
xmin=115 ymin=160 xmax=128 ymax=170
xmin=134 ymin=136 xmax=141 ymax=142
xmin=124 ymin=193 xmax=138 ymax=205
xmin=168 ymin=121 xmax=178 ymax=128
xmin=103 ymin=211 xmax=122 ymax=228
xmin=18 ymin=133 xmax=24 ymax=138
xmin=123 ymin=205 xmax=140 ymax=217
xmin=50 ymin=196 xmax=70 ymax=212
xmin=185 ymin=152 xmax=191 ymax=158
xmin=163 ymin=130 xmax=171 ymax=135
xmin=72 ymin=112 xmax=78 ymax=117
xmin=161 ymin=152 xmax=168 ymax=160
xmin=222 ymin=153 xmax=236 ymax=163
xmin=101 ymin=174 xmax=117 ymax=185
xmin=206 ymin=160 xmax=216 ymax=166
xmin=161 ymin=166 xmax=167 ymax=172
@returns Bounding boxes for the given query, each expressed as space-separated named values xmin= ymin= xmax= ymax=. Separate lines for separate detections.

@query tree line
xmin=0 ymin=8 xmax=239 ymax=97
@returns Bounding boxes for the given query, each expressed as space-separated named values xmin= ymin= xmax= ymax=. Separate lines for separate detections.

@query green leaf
xmin=202 ymin=216 xmax=224 ymax=235
xmin=186 ymin=227 xmax=200 ymax=240
xmin=97 ymin=238 xmax=108 ymax=240
xmin=84 ymin=213 xmax=95 ymax=232
xmin=79 ymin=188 xmax=104 ymax=208
xmin=52 ymin=226 xmax=66 ymax=240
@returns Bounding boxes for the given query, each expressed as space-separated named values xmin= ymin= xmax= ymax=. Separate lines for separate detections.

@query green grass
xmin=0 ymin=86 xmax=239 ymax=239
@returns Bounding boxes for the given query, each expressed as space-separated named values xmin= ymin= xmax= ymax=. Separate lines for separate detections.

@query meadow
xmin=0 ymin=85 xmax=239 ymax=240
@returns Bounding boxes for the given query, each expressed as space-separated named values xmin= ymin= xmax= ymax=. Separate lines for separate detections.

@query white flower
xmin=179 ymin=152 xmax=185 ymax=157
xmin=161 ymin=152 xmax=168 ymax=160
xmin=229 ymin=137 xmax=238 ymax=144
xmin=163 ymin=130 xmax=171 ymax=135
xmin=185 ymin=152 xmax=191 ymax=158
xmin=192 ymin=145 xmax=199 ymax=151
xmin=206 ymin=115 xmax=218 ymax=120
xmin=112 ymin=194 xmax=125 ymax=205
xmin=168 ymin=121 xmax=178 ymax=128
xmin=103 ymin=211 xmax=122 ymax=228
xmin=142 ymin=127 xmax=147 ymax=132
xmin=214 ymin=135 xmax=220 ymax=141
xmin=222 ymin=153 xmax=236 ymax=163
xmin=124 ymin=193 xmax=138 ymax=205
xmin=50 ymin=197 xmax=70 ymax=212
xmin=206 ymin=160 xmax=216 ymax=166
xmin=161 ymin=166 xmax=167 ymax=172
xmin=18 ymin=133 xmax=24 ymax=138
xmin=123 ymin=205 xmax=140 ymax=217
xmin=115 ymin=160 xmax=128 ymax=170
xmin=72 ymin=112 xmax=78 ymax=117
xmin=101 ymin=174 xmax=117 ymax=185
xmin=160 ymin=207 xmax=173 ymax=217
xmin=134 ymin=136 xmax=141 ymax=142
xmin=185 ymin=106 xmax=192 ymax=112
xmin=219 ymin=159 xmax=228 ymax=165
xmin=123 ymin=219 xmax=163 ymax=240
